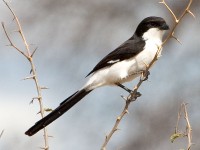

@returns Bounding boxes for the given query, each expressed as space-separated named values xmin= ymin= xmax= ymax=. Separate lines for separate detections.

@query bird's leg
xmin=117 ymin=83 xmax=142 ymax=99
xmin=116 ymin=83 xmax=133 ymax=93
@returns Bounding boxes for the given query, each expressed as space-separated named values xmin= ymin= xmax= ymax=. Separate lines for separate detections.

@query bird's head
xmin=135 ymin=16 xmax=169 ymax=40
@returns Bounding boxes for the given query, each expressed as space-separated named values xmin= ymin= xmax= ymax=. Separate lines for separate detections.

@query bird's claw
xmin=135 ymin=91 xmax=142 ymax=98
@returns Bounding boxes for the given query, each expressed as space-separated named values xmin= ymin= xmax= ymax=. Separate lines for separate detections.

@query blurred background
xmin=0 ymin=0 xmax=199 ymax=150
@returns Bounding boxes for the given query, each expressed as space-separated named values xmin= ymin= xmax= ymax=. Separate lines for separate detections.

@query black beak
xmin=160 ymin=23 xmax=169 ymax=30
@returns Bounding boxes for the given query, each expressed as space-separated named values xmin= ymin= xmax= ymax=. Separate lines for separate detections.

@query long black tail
xmin=25 ymin=88 xmax=92 ymax=136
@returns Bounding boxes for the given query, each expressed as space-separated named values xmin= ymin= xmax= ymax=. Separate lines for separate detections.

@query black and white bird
xmin=25 ymin=16 xmax=169 ymax=136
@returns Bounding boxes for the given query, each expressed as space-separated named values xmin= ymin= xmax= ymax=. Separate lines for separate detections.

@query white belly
xmin=83 ymin=39 xmax=162 ymax=90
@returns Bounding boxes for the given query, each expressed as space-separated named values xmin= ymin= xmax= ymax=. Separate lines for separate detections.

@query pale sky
xmin=0 ymin=0 xmax=200 ymax=150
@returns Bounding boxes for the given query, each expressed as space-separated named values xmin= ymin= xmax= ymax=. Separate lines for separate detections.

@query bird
xmin=25 ymin=16 xmax=169 ymax=136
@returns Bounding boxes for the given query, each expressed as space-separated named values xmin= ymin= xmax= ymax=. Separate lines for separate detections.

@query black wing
xmin=86 ymin=36 xmax=145 ymax=77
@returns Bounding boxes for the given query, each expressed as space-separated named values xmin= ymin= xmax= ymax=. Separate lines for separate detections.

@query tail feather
xmin=25 ymin=88 xmax=92 ymax=136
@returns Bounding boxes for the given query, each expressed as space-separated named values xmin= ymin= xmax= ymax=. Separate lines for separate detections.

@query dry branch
xmin=171 ymin=103 xmax=193 ymax=150
xmin=183 ymin=103 xmax=193 ymax=150
xmin=2 ymin=1 xmax=49 ymax=149
xmin=101 ymin=0 xmax=194 ymax=149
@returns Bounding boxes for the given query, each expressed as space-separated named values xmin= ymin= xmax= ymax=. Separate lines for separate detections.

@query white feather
xmin=107 ymin=59 xmax=120 ymax=64
xmin=83 ymin=28 xmax=165 ymax=90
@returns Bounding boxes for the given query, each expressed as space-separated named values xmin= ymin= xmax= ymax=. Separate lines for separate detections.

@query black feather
xmin=86 ymin=35 xmax=145 ymax=77
xmin=25 ymin=89 xmax=92 ymax=136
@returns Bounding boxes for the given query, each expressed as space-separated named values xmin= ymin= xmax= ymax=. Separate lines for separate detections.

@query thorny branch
xmin=101 ymin=0 xmax=194 ymax=149
xmin=2 ymin=0 xmax=49 ymax=149
xmin=183 ymin=103 xmax=193 ymax=150
xmin=171 ymin=103 xmax=193 ymax=150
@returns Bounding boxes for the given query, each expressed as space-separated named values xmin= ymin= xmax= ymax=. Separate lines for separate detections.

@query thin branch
xmin=171 ymin=32 xmax=182 ymax=44
xmin=1 ymin=22 xmax=28 ymax=58
xmin=101 ymin=102 xmax=129 ymax=149
xmin=183 ymin=103 xmax=193 ymax=150
xmin=159 ymin=0 xmax=178 ymax=22
xmin=101 ymin=0 xmax=194 ymax=149
xmin=2 ymin=0 xmax=31 ymax=56
xmin=170 ymin=104 xmax=184 ymax=143
xmin=171 ymin=103 xmax=193 ymax=149
xmin=162 ymin=0 xmax=194 ymax=45
xmin=2 ymin=1 xmax=49 ymax=149
xmin=31 ymin=47 xmax=38 ymax=58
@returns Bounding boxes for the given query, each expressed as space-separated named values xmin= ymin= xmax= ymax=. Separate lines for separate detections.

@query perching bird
xmin=25 ymin=16 xmax=169 ymax=136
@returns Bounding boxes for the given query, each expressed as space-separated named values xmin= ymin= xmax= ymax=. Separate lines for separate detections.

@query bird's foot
xmin=135 ymin=91 xmax=142 ymax=98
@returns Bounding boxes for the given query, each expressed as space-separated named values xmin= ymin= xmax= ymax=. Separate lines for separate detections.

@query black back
xmin=86 ymin=16 xmax=168 ymax=77
xmin=86 ymin=35 xmax=145 ymax=77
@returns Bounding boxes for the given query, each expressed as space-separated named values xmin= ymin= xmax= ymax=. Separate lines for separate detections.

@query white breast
xmin=83 ymin=28 xmax=164 ymax=90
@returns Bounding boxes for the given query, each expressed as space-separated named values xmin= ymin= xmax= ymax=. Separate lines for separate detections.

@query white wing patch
xmin=107 ymin=59 xmax=120 ymax=64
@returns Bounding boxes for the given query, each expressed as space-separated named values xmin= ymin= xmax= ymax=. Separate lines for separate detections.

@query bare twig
xmin=1 ymin=22 xmax=27 ymax=58
xmin=183 ymin=103 xmax=193 ymax=150
xmin=159 ymin=0 xmax=178 ymax=22
xmin=162 ymin=0 xmax=194 ymax=45
xmin=171 ymin=103 xmax=193 ymax=150
xmin=101 ymin=102 xmax=129 ymax=149
xmin=170 ymin=104 xmax=184 ymax=143
xmin=101 ymin=0 xmax=194 ymax=149
xmin=2 ymin=1 xmax=49 ymax=149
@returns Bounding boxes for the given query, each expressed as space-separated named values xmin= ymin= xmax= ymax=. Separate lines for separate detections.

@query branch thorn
xmin=22 ymin=75 xmax=35 ymax=80
xmin=29 ymin=97 xmax=39 ymax=104
xmin=121 ymin=95 xmax=127 ymax=101
xmin=40 ymin=86 xmax=49 ymax=90
xmin=30 ymin=68 xmax=33 ymax=74
xmin=125 ymin=109 xmax=129 ymax=114
xmin=187 ymin=10 xmax=195 ymax=18
xmin=31 ymin=47 xmax=38 ymax=57
xmin=172 ymin=32 xmax=182 ymax=44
